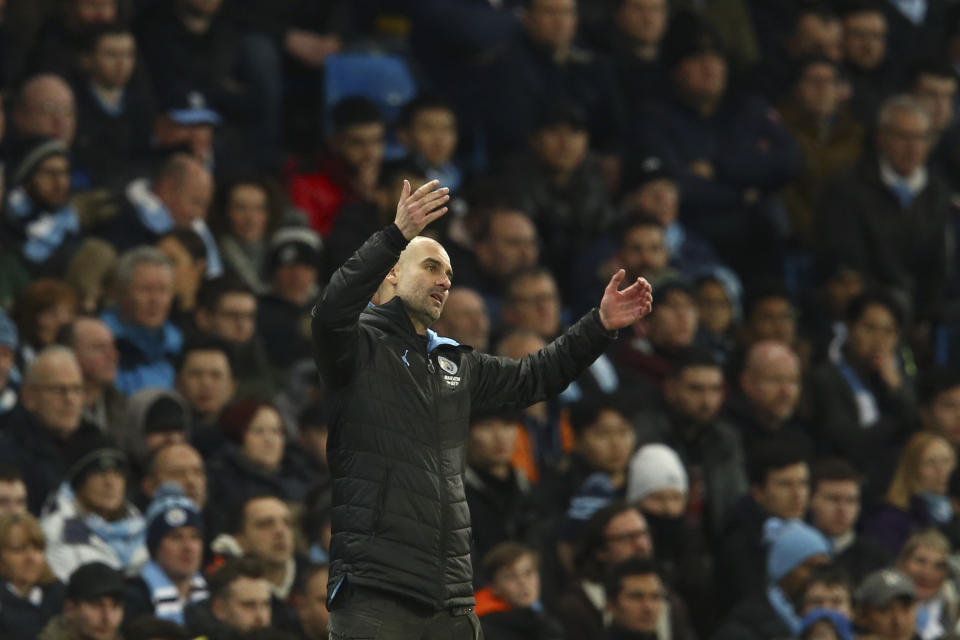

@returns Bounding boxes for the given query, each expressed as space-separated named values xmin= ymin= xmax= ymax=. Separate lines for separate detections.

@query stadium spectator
xmin=257 ymin=228 xmax=321 ymax=372
xmin=140 ymin=444 xmax=206 ymax=512
xmin=726 ymin=341 xmax=814 ymax=460
xmin=208 ymin=400 xmax=319 ymax=505
xmin=863 ymin=432 xmax=960 ymax=557
xmin=174 ymin=335 xmax=235 ymax=457
xmin=0 ymin=466 xmax=29 ymax=516
xmin=10 ymin=278 xmax=78 ymax=369
xmin=156 ymin=228 xmax=207 ymax=320
xmin=41 ymin=438 xmax=147 ymax=581
xmin=184 ymin=556 xmax=272 ymax=639
xmin=395 ymin=95 xmax=463 ymax=192
xmin=124 ymin=487 xmax=207 ymax=624
xmin=474 ymin=542 xmax=563 ymax=640
xmin=633 ymin=348 xmax=747 ymax=537
xmin=465 ymin=411 xmax=540 ymax=562
xmin=895 ymin=529 xmax=958 ymax=639
xmin=4 ymin=137 xmax=80 ymax=275
xmin=210 ymin=495 xmax=300 ymax=627
xmin=100 ymin=247 xmax=181 ymax=395
xmin=808 ymin=459 xmax=889 ymax=584
xmin=840 ymin=2 xmax=897 ymax=124
xmin=806 ymin=291 xmax=916 ymax=496
xmin=482 ymin=0 xmax=626 ymax=159
xmin=499 ymin=102 xmax=617 ymax=284
xmin=194 ymin=276 xmax=274 ymax=399
xmin=291 ymin=563 xmax=329 ymax=640
xmin=40 ymin=561 xmax=125 ymax=640
xmin=72 ymin=23 xmax=153 ymax=189
xmin=432 ymin=287 xmax=491 ymax=353
xmin=816 ymin=96 xmax=951 ymax=319
xmin=286 ymin=96 xmax=385 ymax=237
xmin=800 ymin=565 xmax=854 ymax=618
xmin=208 ymin=177 xmax=284 ymax=295
xmin=56 ymin=317 xmax=123 ymax=438
xmin=714 ymin=519 xmax=830 ymax=640
xmin=603 ymin=557 xmax=687 ymax=640
xmin=0 ymin=346 xmax=100 ymax=514
xmin=918 ymin=367 xmax=960 ymax=448
xmin=853 ymin=568 xmax=919 ymax=640
xmin=716 ymin=443 xmax=810 ymax=607
xmin=0 ymin=512 xmax=65 ymax=639
xmin=608 ymin=0 xmax=669 ymax=112
xmin=121 ymin=390 xmax=190 ymax=481
xmin=779 ymin=56 xmax=864 ymax=250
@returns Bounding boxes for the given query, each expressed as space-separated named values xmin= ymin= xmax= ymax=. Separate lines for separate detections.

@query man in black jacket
xmin=313 ymin=179 xmax=652 ymax=639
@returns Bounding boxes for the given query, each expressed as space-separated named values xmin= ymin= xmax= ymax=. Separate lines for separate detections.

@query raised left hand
xmin=598 ymin=270 xmax=653 ymax=331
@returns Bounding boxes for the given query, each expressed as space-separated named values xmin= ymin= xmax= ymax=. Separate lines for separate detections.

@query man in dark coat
xmin=815 ymin=95 xmax=951 ymax=320
xmin=0 ymin=346 xmax=101 ymax=515
xmin=313 ymin=180 xmax=652 ymax=638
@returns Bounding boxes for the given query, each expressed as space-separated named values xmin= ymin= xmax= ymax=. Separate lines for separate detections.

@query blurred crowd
xmin=2 ymin=0 xmax=960 ymax=639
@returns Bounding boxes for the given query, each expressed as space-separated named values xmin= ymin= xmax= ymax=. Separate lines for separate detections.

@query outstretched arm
xmin=471 ymin=271 xmax=654 ymax=412
xmin=313 ymin=180 xmax=449 ymax=385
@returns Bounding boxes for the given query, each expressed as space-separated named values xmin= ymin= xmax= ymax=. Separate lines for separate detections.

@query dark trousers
xmin=328 ymin=581 xmax=483 ymax=640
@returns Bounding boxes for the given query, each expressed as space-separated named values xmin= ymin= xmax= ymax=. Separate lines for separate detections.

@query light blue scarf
xmin=140 ymin=560 xmax=208 ymax=624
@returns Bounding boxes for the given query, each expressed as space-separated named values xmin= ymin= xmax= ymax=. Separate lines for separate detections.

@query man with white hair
xmin=816 ymin=94 xmax=951 ymax=318
xmin=0 ymin=346 xmax=101 ymax=513
xmin=100 ymin=246 xmax=182 ymax=395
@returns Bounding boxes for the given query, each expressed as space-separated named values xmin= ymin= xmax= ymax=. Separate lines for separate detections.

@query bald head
xmin=384 ymin=236 xmax=453 ymax=334
xmin=14 ymin=75 xmax=76 ymax=146
xmin=146 ymin=443 xmax=207 ymax=508
xmin=153 ymin=154 xmax=213 ymax=226
xmin=22 ymin=346 xmax=85 ymax=437
xmin=741 ymin=341 xmax=802 ymax=427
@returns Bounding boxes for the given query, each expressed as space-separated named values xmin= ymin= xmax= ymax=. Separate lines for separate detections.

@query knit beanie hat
xmin=9 ymin=136 xmax=68 ymax=187
xmin=626 ymin=444 xmax=689 ymax=503
xmin=764 ymin=518 xmax=831 ymax=584
xmin=145 ymin=484 xmax=204 ymax=556
xmin=65 ymin=436 xmax=128 ymax=492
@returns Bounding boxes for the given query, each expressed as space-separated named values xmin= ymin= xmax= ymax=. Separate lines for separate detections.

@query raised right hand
xmin=394 ymin=179 xmax=450 ymax=240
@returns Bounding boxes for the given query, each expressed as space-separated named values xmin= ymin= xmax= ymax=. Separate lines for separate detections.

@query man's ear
xmin=385 ymin=265 xmax=400 ymax=286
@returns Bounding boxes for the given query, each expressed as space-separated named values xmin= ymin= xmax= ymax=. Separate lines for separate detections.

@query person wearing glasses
xmin=0 ymin=346 xmax=101 ymax=514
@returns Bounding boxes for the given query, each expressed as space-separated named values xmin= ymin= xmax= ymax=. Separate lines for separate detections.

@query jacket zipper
xmin=428 ymin=347 xmax=445 ymax=596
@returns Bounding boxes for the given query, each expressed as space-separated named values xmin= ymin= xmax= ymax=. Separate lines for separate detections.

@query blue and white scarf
xmin=140 ymin=560 xmax=208 ymax=624
xmin=84 ymin=511 xmax=146 ymax=568
xmin=126 ymin=178 xmax=224 ymax=277
xmin=5 ymin=187 xmax=79 ymax=264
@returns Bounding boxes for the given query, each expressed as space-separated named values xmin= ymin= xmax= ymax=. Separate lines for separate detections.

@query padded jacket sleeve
xmin=311 ymin=224 xmax=407 ymax=386
xmin=469 ymin=308 xmax=615 ymax=414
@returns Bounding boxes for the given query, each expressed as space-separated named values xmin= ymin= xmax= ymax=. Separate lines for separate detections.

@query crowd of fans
xmin=3 ymin=0 xmax=960 ymax=638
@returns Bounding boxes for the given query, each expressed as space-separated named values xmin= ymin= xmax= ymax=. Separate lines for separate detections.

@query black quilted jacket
xmin=312 ymin=224 xmax=614 ymax=610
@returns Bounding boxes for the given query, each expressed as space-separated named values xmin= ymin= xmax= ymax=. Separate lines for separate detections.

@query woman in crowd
xmin=207 ymin=400 xmax=320 ymax=507
xmin=0 ymin=513 xmax=64 ymax=640
xmin=896 ymin=529 xmax=960 ymax=639
xmin=10 ymin=278 xmax=77 ymax=367
xmin=864 ymin=432 xmax=960 ymax=556
xmin=208 ymin=177 xmax=285 ymax=295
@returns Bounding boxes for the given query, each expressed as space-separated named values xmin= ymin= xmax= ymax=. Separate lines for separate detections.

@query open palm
xmin=598 ymin=270 xmax=653 ymax=331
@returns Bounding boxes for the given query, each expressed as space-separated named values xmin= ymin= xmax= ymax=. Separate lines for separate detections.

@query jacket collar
xmin=363 ymin=298 xmax=460 ymax=352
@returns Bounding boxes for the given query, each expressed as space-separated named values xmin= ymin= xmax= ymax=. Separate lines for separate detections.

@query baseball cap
xmin=165 ymin=89 xmax=222 ymax=126
xmin=67 ymin=562 xmax=125 ymax=601
xmin=855 ymin=569 xmax=917 ymax=607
